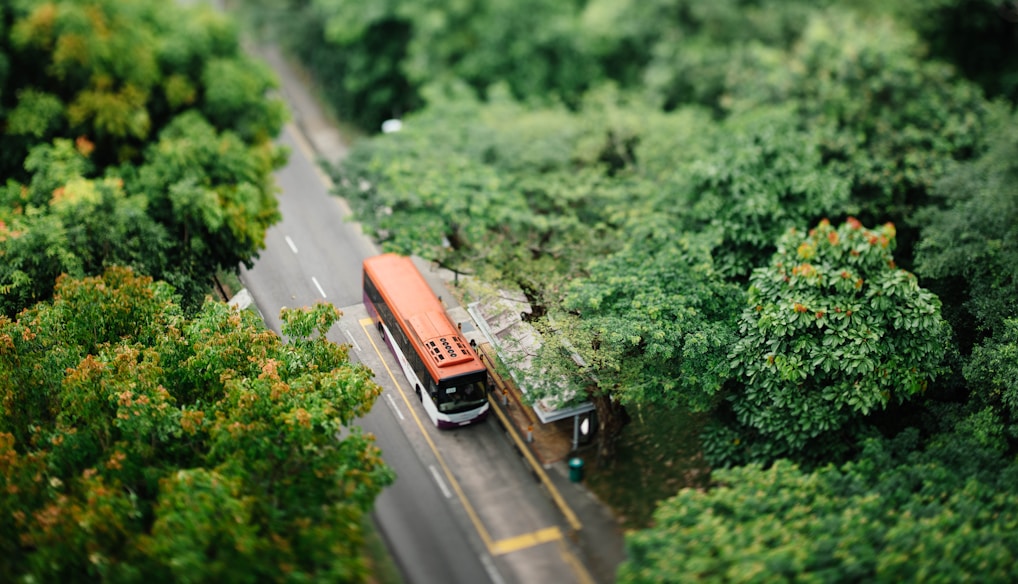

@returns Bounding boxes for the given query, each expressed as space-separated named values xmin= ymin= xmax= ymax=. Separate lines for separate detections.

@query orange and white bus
xmin=363 ymin=254 xmax=489 ymax=428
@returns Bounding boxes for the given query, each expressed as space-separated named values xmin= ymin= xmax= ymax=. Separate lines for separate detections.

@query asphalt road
xmin=240 ymin=127 xmax=496 ymax=584
xmin=240 ymin=126 xmax=593 ymax=584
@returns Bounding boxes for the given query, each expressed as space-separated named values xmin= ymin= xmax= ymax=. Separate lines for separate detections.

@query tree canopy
xmin=14 ymin=0 xmax=1012 ymax=579
xmin=0 ymin=268 xmax=392 ymax=581
xmin=0 ymin=0 xmax=287 ymax=315
xmin=619 ymin=424 xmax=1018 ymax=583
xmin=717 ymin=218 xmax=948 ymax=464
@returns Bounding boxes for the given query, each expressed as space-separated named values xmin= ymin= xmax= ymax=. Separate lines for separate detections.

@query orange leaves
xmin=75 ymin=135 xmax=94 ymax=157
xmin=20 ymin=326 xmax=37 ymax=342
xmin=258 ymin=358 xmax=280 ymax=381
xmin=289 ymin=408 xmax=313 ymax=430
xmin=105 ymin=450 xmax=126 ymax=471
xmin=0 ymin=332 xmax=14 ymax=354
xmin=791 ymin=263 xmax=815 ymax=277
xmin=797 ymin=242 xmax=816 ymax=260
xmin=793 ymin=303 xmax=808 ymax=313
xmin=180 ymin=409 xmax=205 ymax=435
xmin=0 ymin=432 xmax=18 ymax=468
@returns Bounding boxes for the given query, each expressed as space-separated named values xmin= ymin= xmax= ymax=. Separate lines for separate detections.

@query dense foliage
xmin=329 ymin=5 xmax=987 ymax=459
xmin=0 ymin=268 xmax=392 ymax=581
xmin=619 ymin=424 xmax=1018 ymax=583
xmin=0 ymin=2 xmax=400 ymax=580
xmin=717 ymin=218 xmax=948 ymax=462
xmin=0 ymin=0 xmax=287 ymax=315
xmin=5 ymin=0 xmax=1009 ymax=579
xmin=272 ymin=0 xmax=1018 ymax=579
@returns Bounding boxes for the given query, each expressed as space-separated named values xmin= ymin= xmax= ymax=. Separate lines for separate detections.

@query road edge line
xmin=486 ymin=393 xmax=583 ymax=535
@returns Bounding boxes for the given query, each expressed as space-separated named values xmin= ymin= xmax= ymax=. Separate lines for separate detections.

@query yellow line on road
xmin=361 ymin=318 xmax=496 ymax=550
xmin=490 ymin=526 xmax=562 ymax=556
xmin=559 ymin=536 xmax=597 ymax=584
xmin=486 ymin=392 xmax=583 ymax=534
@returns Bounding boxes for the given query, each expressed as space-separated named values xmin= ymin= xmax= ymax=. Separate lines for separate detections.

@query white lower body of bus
xmin=380 ymin=322 xmax=489 ymax=428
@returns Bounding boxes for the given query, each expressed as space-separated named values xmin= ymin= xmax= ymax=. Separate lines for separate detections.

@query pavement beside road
xmin=253 ymin=39 xmax=628 ymax=584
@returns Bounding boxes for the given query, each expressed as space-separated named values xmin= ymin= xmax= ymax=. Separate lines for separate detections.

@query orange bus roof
xmin=363 ymin=254 xmax=484 ymax=380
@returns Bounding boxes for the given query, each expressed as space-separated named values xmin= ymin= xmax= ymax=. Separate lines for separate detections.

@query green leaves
xmin=724 ymin=218 xmax=948 ymax=459
xmin=620 ymin=426 xmax=1018 ymax=583
xmin=201 ymin=57 xmax=287 ymax=143
xmin=145 ymin=469 xmax=260 ymax=583
xmin=544 ymin=229 xmax=743 ymax=412
xmin=1 ymin=0 xmax=288 ymax=316
xmin=0 ymin=269 xmax=392 ymax=580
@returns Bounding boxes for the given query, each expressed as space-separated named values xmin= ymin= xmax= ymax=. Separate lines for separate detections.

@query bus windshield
xmin=436 ymin=380 xmax=488 ymax=414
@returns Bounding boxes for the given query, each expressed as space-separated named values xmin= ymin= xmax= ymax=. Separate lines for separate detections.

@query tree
xmin=333 ymin=83 xmax=648 ymax=295
xmin=618 ymin=424 xmax=1018 ymax=583
xmin=963 ymin=318 xmax=1018 ymax=445
xmin=635 ymin=0 xmax=823 ymax=113
xmin=657 ymin=105 xmax=854 ymax=279
xmin=723 ymin=9 xmax=987 ymax=261
xmin=0 ymin=268 xmax=392 ymax=581
xmin=915 ymin=104 xmax=1018 ymax=347
xmin=0 ymin=0 xmax=287 ymax=315
xmin=887 ymin=0 xmax=1018 ymax=104
xmin=2 ymin=0 xmax=286 ymax=176
xmin=719 ymin=218 xmax=948 ymax=464
xmin=530 ymin=226 xmax=743 ymax=459
xmin=127 ymin=111 xmax=284 ymax=312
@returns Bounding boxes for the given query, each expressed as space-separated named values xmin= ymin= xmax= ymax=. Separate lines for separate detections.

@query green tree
xmin=0 ymin=268 xmax=392 ymax=582
xmin=0 ymin=0 xmax=287 ymax=315
xmin=619 ymin=424 xmax=1018 ymax=583
xmin=127 ymin=111 xmax=284 ymax=312
xmin=333 ymin=83 xmax=644 ymax=292
xmin=720 ymin=218 xmax=948 ymax=463
xmin=530 ymin=226 xmax=743 ymax=458
xmin=723 ymin=10 xmax=987 ymax=257
xmin=655 ymin=106 xmax=854 ymax=279
xmin=963 ymin=318 xmax=1018 ymax=445
xmin=887 ymin=0 xmax=1018 ymax=104
xmin=3 ymin=0 xmax=285 ymax=175
xmin=915 ymin=104 xmax=1018 ymax=346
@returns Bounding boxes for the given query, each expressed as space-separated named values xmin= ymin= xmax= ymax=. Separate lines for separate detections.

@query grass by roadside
xmin=582 ymin=406 xmax=712 ymax=531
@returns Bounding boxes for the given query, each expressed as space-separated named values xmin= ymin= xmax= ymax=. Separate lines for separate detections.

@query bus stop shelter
xmin=467 ymin=290 xmax=595 ymax=450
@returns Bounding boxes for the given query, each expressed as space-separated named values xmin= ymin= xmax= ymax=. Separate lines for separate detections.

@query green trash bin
xmin=568 ymin=457 xmax=584 ymax=483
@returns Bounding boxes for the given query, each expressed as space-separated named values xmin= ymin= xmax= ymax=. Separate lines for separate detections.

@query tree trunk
xmin=593 ymin=391 xmax=629 ymax=465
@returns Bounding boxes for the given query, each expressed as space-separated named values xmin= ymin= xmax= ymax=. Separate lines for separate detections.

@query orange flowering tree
xmin=719 ymin=218 xmax=948 ymax=462
xmin=0 ymin=268 xmax=391 ymax=581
